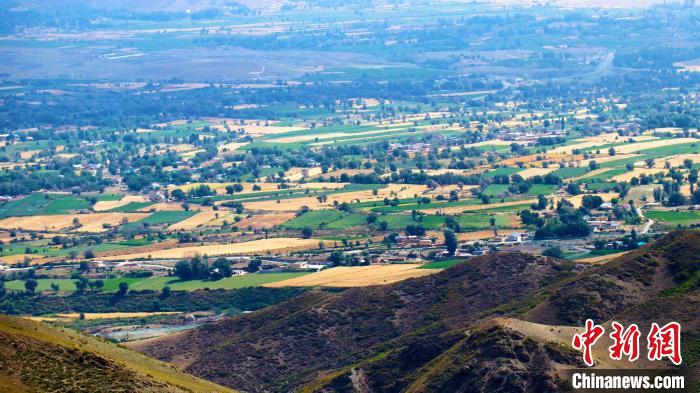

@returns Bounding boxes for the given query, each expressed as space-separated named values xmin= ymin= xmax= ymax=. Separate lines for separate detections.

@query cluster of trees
xmin=534 ymin=200 xmax=591 ymax=239
xmin=174 ymin=256 xmax=233 ymax=281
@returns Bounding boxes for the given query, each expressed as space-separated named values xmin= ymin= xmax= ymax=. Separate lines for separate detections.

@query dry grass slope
xmin=0 ymin=314 xmax=234 ymax=393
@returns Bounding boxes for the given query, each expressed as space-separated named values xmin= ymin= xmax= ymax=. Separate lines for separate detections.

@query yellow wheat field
xmin=138 ymin=202 xmax=184 ymax=212
xmin=211 ymin=122 xmax=306 ymax=136
xmin=263 ymin=264 xmax=435 ymax=287
xmin=552 ymin=193 xmax=618 ymax=209
xmin=0 ymin=254 xmax=47 ymax=265
xmin=611 ymin=137 xmax=698 ymax=154
xmin=217 ymin=141 xmax=249 ymax=152
xmin=577 ymin=251 xmax=630 ymax=264
xmin=0 ymin=213 xmax=148 ymax=232
xmin=168 ymin=211 xmax=222 ymax=230
xmin=610 ymin=168 xmax=666 ymax=182
xmin=93 ymin=195 xmax=148 ymax=211
xmin=283 ymin=167 xmax=324 ymax=181
xmin=464 ymin=139 xmax=513 ymax=148
xmin=102 ymin=237 xmax=319 ymax=260
xmin=456 ymin=229 xmax=520 ymax=241
xmin=516 ymin=166 xmax=558 ymax=179
xmin=548 ymin=133 xmax=658 ymax=154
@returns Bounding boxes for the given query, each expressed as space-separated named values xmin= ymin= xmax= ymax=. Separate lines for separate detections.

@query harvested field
xmin=612 ymin=138 xmax=698 ymax=154
xmin=211 ymin=122 xmax=306 ymax=136
xmin=102 ymin=238 xmax=319 ymax=260
xmin=456 ymin=229 xmax=520 ymax=241
xmin=168 ymin=211 xmax=221 ymax=230
xmin=312 ymin=168 xmax=373 ymax=179
xmin=19 ymin=150 xmax=40 ymax=159
xmin=577 ymin=251 xmax=629 ymax=264
xmin=464 ymin=139 xmax=513 ymax=147
xmin=680 ymin=184 xmax=692 ymax=197
xmin=579 ymin=153 xmax=641 ymax=167
xmin=263 ymin=264 xmax=435 ymax=287
xmin=553 ymin=193 xmax=618 ymax=209
xmin=0 ymin=254 xmax=47 ymax=265
xmin=516 ymin=166 xmax=558 ymax=179
xmin=244 ymin=184 xmax=427 ymax=212
xmin=217 ymin=141 xmax=249 ymax=152
xmin=172 ymin=182 xmax=345 ymax=195
xmin=0 ymin=213 xmax=148 ymax=232
xmin=138 ymin=202 xmax=185 ymax=212
xmin=283 ymin=167 xmax=323 ymax=181
xmin=610 ymin=168 xmax=666 ymax=182
xmin=497 ymin=153 xmax=582 ymax=167
xmin=96 ymin=239 xmax=179 ymax=259
xmin=93 ymin=195 xmax=147 ymax=211
xmin=627 ymin=185 xmax=658 ymax=201
xmin=549 ymin=133 xmax=655 ymax=154
xmin=233 ymin=212 xmax=296 ymax=229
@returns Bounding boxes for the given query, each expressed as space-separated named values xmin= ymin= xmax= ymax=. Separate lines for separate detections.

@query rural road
xmin=554 ymin=51 xmax=615 ymax=82
xmin=639 ymin=209 xmax=655 ymax=234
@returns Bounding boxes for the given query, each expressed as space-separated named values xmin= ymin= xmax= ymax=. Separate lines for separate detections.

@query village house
xmin=395 ymin=235 xmax=433 ymax=247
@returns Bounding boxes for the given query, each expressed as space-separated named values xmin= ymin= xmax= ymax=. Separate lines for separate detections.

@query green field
xmin=645 ymin=210 xmax=700 ymax=226
xmin=108 ymin=202 xmax=153 ymax=212
xmin=281 ymin=210 xmax=346 ymax=229
xmin=552 ymin=166 xmax=589 ymax=179
xmin=418 ymin=259 xmax=464 ymax=269
xmin=6 ymin=272 xmax=309 ymax=293
xmin=0 ymin=193 xmax=90 ymax=218
xmin=481 ymin=167 xmax=519 ymax=179
xmin=138 ymin=210 xmax=196 ymax=225
xmin=483 ymin=184 xmax=510 ymax=196
xmin=528 ymin=184 xmax=558 ymax=195
xmin=92 ymin=194 xmax=123 ymax=201
xmin=325 ymin=213 xmax=369 ymax=229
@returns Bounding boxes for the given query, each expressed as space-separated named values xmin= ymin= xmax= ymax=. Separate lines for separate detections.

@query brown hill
xmin=135 ymin=231 xmax=700 ymax=393
xmin=0 ymin=314 xmax=234 ymax=393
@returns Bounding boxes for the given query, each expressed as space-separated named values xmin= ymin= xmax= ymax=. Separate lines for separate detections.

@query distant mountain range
xmin=10 ymin=0 xmax=689 ymax=13
xmin=7 ymin=0 xmax=274 ymax=12
xmin=130 ymin=230 xmax=699 ymax=392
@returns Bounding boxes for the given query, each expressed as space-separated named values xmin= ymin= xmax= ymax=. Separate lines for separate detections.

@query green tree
xmin=117 ymin=282 xmax=129 ymax=295
xmin=443 ymin=229 xmax=458 ymax=255
xmin=24 ymin=279 xmax=38 ymax=294
xmin=160 ymin=286 xmax=171 ymax=299
xmin=301 ymin=227 xmax=314 ymax=239
xmin=74 ymin=277 xmax=88 ymax=294
xmin=246 ymin=258 xmax=262 ymax=272
xmin=542 ymin=246 xmax=564 ymax=258
xmin=210 ymin=258 xmax=232 ymax=280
